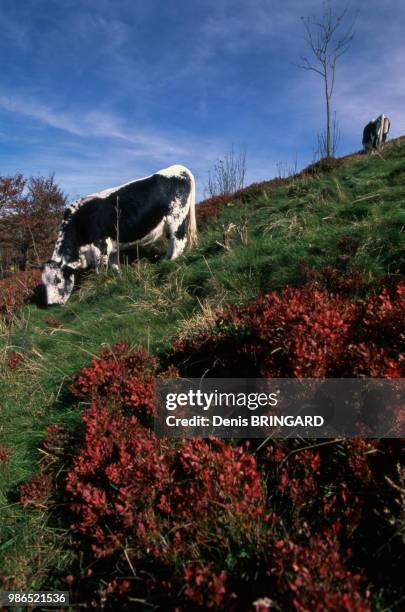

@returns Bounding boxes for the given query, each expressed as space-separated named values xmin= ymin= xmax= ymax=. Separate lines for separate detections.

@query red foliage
xmin=17 ymin=276 xmax=404 ymax=609
xmin=25 ymin=344 xmax=267 ymax=607
xmin=197 ymin=156 xmax=344 ymax=225
xmin=0 ymin=269 xmax=41 ymax=322
xmin=0 ymin=444 xmax=12 ymax=465
xmin=263 ymin=438 xmax=378 ymax=537
xmin=20 ymin=472 xmax=54 ymax=507
xmin=65 ymin=402 xmax=169 ymax=556
xmin=197 ymin=193 xmax=233 ymax=223
xmin=197 ymin=178 xmax=288 ymax=224
xmin=278 ymin=449 xmax=321 ymax=507
xmin=16 ymin=415 xmax=385 ymax=610
xmin=169 ymin=279 xmax=405 ymax=378
xmin=272 ymin=528 xmax=370 ymax=611
xmin=184 ymin=565 xmax=232 ymax=609
xmin=45 ymin=316 xmax=63 ymax=328
xmin=20 ymin=425 xmax=69 ymax=507
xmin=24 ymin=343 xmax=377 ymax=609
xmin=6 ymin=351 xmax=24 ymax=369
xmin=65 ymin=397 xmax=264 ymax=559
xmin=70 ymin=341 xmax=157 ymax=422
xmin=65 ymin=419 xmax=265 ymax=607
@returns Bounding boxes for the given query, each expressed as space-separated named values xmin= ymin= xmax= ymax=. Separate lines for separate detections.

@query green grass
xmin=0 ymin=140 xmax=404 ymax=590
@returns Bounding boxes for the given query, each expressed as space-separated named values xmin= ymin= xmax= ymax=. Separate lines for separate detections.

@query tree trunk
xmin=325 ymin=74 xmax=331 ymax=157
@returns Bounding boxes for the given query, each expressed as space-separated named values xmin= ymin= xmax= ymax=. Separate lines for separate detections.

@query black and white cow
xmin=362 ymin=114 xmax=390 ymax=152
xmin=42 ymin=164 xmax=197 ymax=305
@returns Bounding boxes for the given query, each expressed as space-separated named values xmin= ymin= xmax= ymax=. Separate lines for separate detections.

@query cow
xmin=42 ymin=164 xmax=197 ymax=305
xmin=362 ymin=114 xmax=390 ymax=152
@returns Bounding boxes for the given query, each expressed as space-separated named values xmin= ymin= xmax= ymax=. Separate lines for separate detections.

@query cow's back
xmin=56 ymin=171 xmax=192 ymax=263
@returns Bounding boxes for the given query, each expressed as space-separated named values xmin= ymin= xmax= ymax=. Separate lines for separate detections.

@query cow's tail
xmin=186 ymin=169 xmax=198 ymax=247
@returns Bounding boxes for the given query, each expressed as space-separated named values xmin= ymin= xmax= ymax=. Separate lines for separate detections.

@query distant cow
xmin=42 ymin=165 xmax=197 ymax=305
xmin=362 ymin=114 xmax=390 ymax=152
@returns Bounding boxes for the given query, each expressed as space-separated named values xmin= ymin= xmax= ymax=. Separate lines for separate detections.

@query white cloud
xmin=0 ymin=95 xmax=190 ymax=158
xmin=0 ymin=93 xmax=251 ymax=199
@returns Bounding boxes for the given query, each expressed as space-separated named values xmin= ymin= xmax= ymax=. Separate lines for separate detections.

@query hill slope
xmin=0 ymin=141 xmax=404 ymax=608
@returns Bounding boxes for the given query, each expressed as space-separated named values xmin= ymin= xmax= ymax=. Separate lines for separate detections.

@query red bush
xmin=197 ymin=178 xmax=288 ymax=224
xmin=65 ymin=402 xmax=169 ymax=556
xmin=71 ymin=341 xmax=157 ymax=422
xmin=20 ymin=425 xmax=69 ymax=507
xmin=169 ymin=280 xmax=404 ymax=378
xmin=63 ymin=403 xmax=266 ymax=607
xmin=25 ymin=344 xmax=268 ymax=607
xmin=20 ymin=417 xmax=378 ymax=610
xmin=20 ymin=472 xmax=54 ymax=507
xmin=263 ymin=438 xmax=378 ymax=537
xmin=271 ymin=528 xmax=370 ymax=611
xmin=0 ymin=269 xmax=41 ymax=322
xmin=18 ymin=278 xmax=403 ymax=608
xmin=65 ymin=399 xmax=264 ymax=560
xmin=183 ymin=564 xmax=232 ymax=609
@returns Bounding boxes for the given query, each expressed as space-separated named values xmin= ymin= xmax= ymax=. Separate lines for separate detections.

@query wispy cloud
xmin=0 ymin=92 xmax=245 ymax=199
xmin=0 ymin=95 xmax=189 ymax=158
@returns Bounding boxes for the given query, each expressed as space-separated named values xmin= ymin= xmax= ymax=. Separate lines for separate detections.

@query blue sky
xmin=0 ymin=0 xmax=404 ymax=201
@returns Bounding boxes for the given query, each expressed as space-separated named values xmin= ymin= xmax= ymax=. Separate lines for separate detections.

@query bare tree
xmin=297 ymin=1 xmax=355 ymax=158
xmin=313 ymin=111 xmax=340 ymax=161
xmin=206 ymin=145 xmax=247 ymax=197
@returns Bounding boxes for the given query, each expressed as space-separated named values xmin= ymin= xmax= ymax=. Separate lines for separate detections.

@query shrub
xmin=271 ymin=528 xmax=370 ymax=612
xmin=20 ymin=344 xmax=266 ymax=607
xmin=20 ymin=472 xmax=54 ymax=508
xmin=19 ymin=287 xmax=403 ymax=608
xmin=168 ymin=279 xmax=404 ymax=378
xmin=70 ymin=341 xmax=157 ymax=424
xmin=0 ymin=269 xmax=41 ymax=322
xmin=27 ymin=382 xmax=375 ymax=610
xmin=301 ymin=156 xmax=344 ymax=176
xmin=197 ymin=178 xmax=288 ymax=224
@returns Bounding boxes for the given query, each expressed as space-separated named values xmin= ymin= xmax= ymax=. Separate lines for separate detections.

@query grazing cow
xmin=362 ymin=114 xmax=390 ymax=152
xmin=42 ymin=165 xmax=197 ymax=305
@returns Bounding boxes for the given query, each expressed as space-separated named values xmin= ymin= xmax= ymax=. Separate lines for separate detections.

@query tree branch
xmin=297 ymin=2 xmax=355 ymax=159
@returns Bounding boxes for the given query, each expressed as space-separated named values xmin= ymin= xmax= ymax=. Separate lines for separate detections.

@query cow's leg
xmin=108 ymin=250 xmax=121 ymax=273
xmin=77 ymin=244 xmax=101 ymax=271
xmin=101 ymin=238 xmax=121 ymax=272
xmin=93 ymin=238 xmax=117 ymax=272
xmin=104 ymin=238 xmax=115 ymax=269
xmin=165 ymin=217 xmax=187 ymax=260
xmin=85 ymin=243 xmax=104 ymax=274
xmin=164 ymin=196 xmax=189 ymax=260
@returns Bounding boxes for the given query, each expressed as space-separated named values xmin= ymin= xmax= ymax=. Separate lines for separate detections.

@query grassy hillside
xmin=0 ymin=141 xmax=404 ymax=608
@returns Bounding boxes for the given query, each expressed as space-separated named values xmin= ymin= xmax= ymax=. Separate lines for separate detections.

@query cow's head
xmin=41 ymin=262 xmax=75 ymax=305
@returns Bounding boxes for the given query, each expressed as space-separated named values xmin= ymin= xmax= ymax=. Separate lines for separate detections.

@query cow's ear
xmin=31 ymin=263 xmax=46 ymax=270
